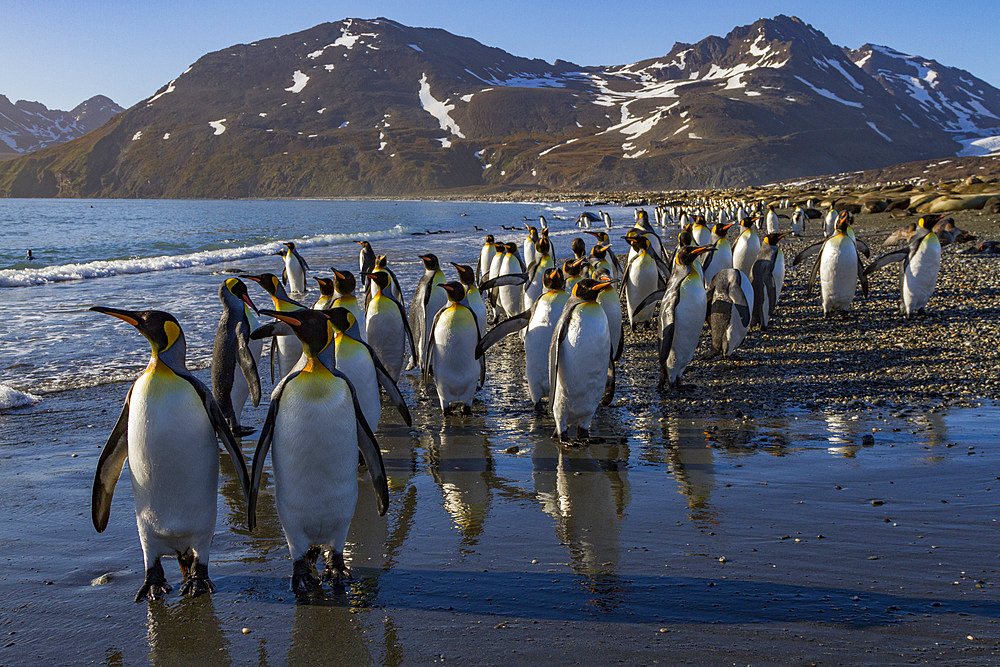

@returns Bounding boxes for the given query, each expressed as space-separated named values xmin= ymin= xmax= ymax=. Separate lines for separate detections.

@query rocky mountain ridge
xmin=0 ymin=95 xmax=123 ymax=160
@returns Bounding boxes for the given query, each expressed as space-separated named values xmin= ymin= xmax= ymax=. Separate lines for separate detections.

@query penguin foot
xmin=180 ymin=563 xmax=215 ymax=597
xmin=577 ymin=428 xmax=590 ymax=441
xmin=321 ymin=552 xmax=352 ymax=592
xmin=552 ymin=429 xmax=569 ymax=442
xmin=291 ymin=558 xmax=321 ymax=595
xmin=461 ymin=405 xmax=473 ymax=416
xmin=135 ymin=561 xmax=172 ymax=603
xmin=533 ymin=400 xmax=545 ymax=414
xmin=233 ymin=424 xmax=257 ymax=437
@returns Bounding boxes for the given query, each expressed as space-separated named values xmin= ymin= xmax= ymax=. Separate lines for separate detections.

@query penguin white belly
xmin=497 ymin=257 xmax=522 ymax=316
xmin=276 ymin=335 xmax=304 ymax=380
xmin=128 ymin=369 xmax=219 ymax=561
xmin=732 ymin=233 xmax=759 ymax=276
xmin=335 ymin=340 xmax=381 ymax=434
xmin=820 ymin=237 xmax=858 ymax=314
xmin=766 ymin=212 xmax=779 ymax=234
xmin=598 ymin=290 xmax=622 ymax=359
xmin=523 ymin=241 xmax=537 ymax=268
xmin=466 ymin=290 xmax=487 ymax=336
xmin=479 ymin=248 xmax=496 ymax=281
xmin=792 ymin=214 xmax=804 ymax=235
xmin=285 ymin=257 xmax=307 ymax=295
xmin=703 ymin=245 xmax=732 ymax=287
xmin=553 ymin=305 xmax=609 ymax=435
xmin=902 ymin=236 xmax=941 ymax=315
xmin=271 ymin=372 xmax=358 ymax=561
xmin=430 ymin=307 xmax=479 ymax=409
xmin=626 ymin=254 xmax=659 ymax=325
xmin=525 ymin=294 xmax=568 ymax=404
xmin=523 ymin=259 xmax=552 ymax=313
xmin=692 ymin=226 xmax=712 ymax=247
xmin=366 ymin=296 xmax=406 ymax=381
xmin=773 ymin=251 xmax=786 ymax=304
xmin=666 ymin=274 xmax=707 ymax=385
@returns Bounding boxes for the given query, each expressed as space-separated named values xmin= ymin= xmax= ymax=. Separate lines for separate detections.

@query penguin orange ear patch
xmin=163 ymin=320 xmax=181 ymax=350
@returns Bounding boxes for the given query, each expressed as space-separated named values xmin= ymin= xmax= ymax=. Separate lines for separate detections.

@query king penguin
xmin=330 ymin=269 xmax=367 ymax=342
xmin=408 ymin=253 xmax=448 ymax=372
xmin=621 ymin=234 xmax=667 ymax=328
xmin=313 ymin=277 xmax=337 ymax=310
xmin=702 ymin=222 xmax=735 ymax=287
xmin=249 ymin=308 xmax=388 ymax=594
xmin=478 ymin=236 xmax=498 ymax=284
xmin=211 ymin=278 xmax=262 ymax=437
xmin=451 ymin=262 xmax=487 ymax=337
xmin=732 ymin=216 xmax=761 ymax=277
xmin=244 ymin=273 xmax=307 ymax=382
xmin=355 ymin=240 xmax=376 ymax=294
xmin=276 ymin=242 xmax=309 ymax=295
xmin=90 ymin=307 xmax=251 ymax=602
xmin=794 ymin=212 xmax=868 ymax=316
xmin=749 ymin=232 xmax=792 ymax=329
xmin=706 ymin=268 xmax=754 ymax=358
xmin=363 ymin=271 xmax=417 ymax=381
xmin=523 ymin=226 xmax=540 ymax=269
xmin=422 ymin=282 xmax=483 ymax=413
xmin=864 ymin=215 xmax=943 ymax=316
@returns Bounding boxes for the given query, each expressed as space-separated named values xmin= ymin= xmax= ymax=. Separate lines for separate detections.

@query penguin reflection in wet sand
xmin=864 ymin=215 xmax=943 ymax=317
xmin=90 ymin=307 xmax=251 ymax=601
xmin=275 ymin=242 xmax=309 ymax=294
xmin=250 ymin=308 xmax=388 ymax=594
xmin=423 ymin=282 xmax=482 ymax=414
xmin=549 ymin=278 xmax=614 ymax=441
xmin=211 ymin=278 xmax=262 ymax=437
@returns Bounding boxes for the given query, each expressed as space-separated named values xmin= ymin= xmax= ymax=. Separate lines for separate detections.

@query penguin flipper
xmin=236 ymin=319 xmax=261 ymax=407
xmin=609 ymin=252 xmax=624 ymax=279
xmin=806 ymin=253 xmax=823 ymax=298
xmin=601 ymin=353 xmax=616 ymax=406
xmin=270 ymin=337 xmax=277 ymax=384
xmin=476 ymin=310 xmax=530 ymax=358
xmin=858 ymin=256 xmax=869 ymax=299
xmin=365 ymin=342 xmax=412 ymax=427
xmin=92 ymin=386 xmax=132 ymax=532
xmin=281 ymin=268 xmax=288 ymax=286
xmin=618 ymin=256 xmax=640 ymax=299
xmin=631 ymin=289 xmax=665 ymax=322
xmin=863 ymin=249 xmax=908 ymax=276
xmin=333 ymin=369 xmax=389 ymax=516
xmin=614 ymin=316 xmax=625 ymax=362
xmin=479 ymin=273 xmax=529 ymax=291
xmin=731 ymin=283 xmax=752 ymax=329
xmin=387 ymin=293 xmax=418 ymax=362
xmin=854 ymin=236 xmax=871 ymax=258
xmin=792 ymin=240 xmax=824 ymax=267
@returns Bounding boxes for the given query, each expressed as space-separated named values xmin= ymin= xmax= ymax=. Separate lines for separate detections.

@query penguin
xmin=276 ymin=242 xmax=309 ymax=294
xmin=363 ymin=254 xmax=403 ymax=306
xmin=562 ymin=257 xmax=588 ymax=294
xmin=355 ymin=240 xmax=376 ymax=293
xmin=523 ymin=226 xmax=540 ymax=268
xmin=363 ymin=270 xmax=416 ymax=381
xmin=244 ymin=273 xmax=307 ymax=382
xmin=451 ymin=262 xmax=487 ymax=337
xmin=422 ymin=282 xmax=482 ymax=414
xmin=522 ymin=237 xmax=555 ymax=314
xmin=496 ymin=243 xmax=527 ymax=319
xmin=211 ymin=278 xmax=262 ymax=437
xmin=706 ymin=268 xmax=754 ymax=358
xmin=585 ymin=230 xmax=623 ymax=280
xmin=601 ymin=211 xmax=612 ymax=229
xmin=548 ymin=278 xmax=614 ymax=440
xmin=477 ymin=235 xmax=497 ymax=284
xmin=749 ymin=232 xmax=792 ymax=329
xmin=248 ymin=308 xmax=388 ymax=594
xmin=409 ymin=254 xmax=448 ymax=371
xmin=795 ymin=212 xmax=868 ymax=316
xmin=824 ymin=208 xmax=838 ymax=237
xmin=576 ymin=212 xmax=599 ymax=228
xmin=330 ymin=269 xmax=367 ymax=342
xmin=313 ymin=277 xmax=337 ymax=310
xmin=592 ymin=266 xmax=624 ymax=405
xmin=477 ymin=268 xmax=569 ymax=412
xmin=621 ymin=234 xmax=667 ymax=328
xmin=571 ymin=237 xmax=586 ymax=261
xmin=587 ymin=242 xmax=616 ymax=281
xmin=791 ymin=206 xmax=806 ymax=236
xmin=765 ymin=205 xmax=780 ymax=234
xmin=89 ymin=307 xmax=251 ymax=602
xmin=702 ymin=222 xmax=735 ymax=287
xmin=731 ymin=216 xmax=761 ymax=277
xmin=864 ymin=215 xmax=943 ymax=316
xmin=690 ymin=215 xmax=713 ymax=248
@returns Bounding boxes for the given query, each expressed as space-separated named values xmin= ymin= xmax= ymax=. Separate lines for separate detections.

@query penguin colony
xmin=89 ymin=201 xmax=964 ymax=601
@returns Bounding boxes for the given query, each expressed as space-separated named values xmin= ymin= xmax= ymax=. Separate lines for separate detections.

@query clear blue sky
xmin=3 ymin=0 xmax=998 ymax=111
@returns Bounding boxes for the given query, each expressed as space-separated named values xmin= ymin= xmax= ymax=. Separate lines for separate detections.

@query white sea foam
xmin=0 ymin=226 xmax=407 ymax=288
xmin=0 ymin=384 xmax=39 ymax=410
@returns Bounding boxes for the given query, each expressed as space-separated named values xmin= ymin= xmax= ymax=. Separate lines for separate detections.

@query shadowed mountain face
xmin=1 ymin=15 xmax=997 ymax=197
xmin=0 ymin=95 xmax=123 ymax=159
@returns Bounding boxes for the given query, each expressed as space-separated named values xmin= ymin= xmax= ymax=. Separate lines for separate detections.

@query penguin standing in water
xmin=330 ymin=269 xmax=367 ymax=342
xmin=794 ymin=212 xmax=868 ymax=317
xmin=408 ymin=254 xmax=448 ymax=372
xmin=864 ymin=215 xmax=943 ymax=316
xmin=548 ymin=278 xmax=614 ymax=441
xmin=244 ymin=273 xmax=306 ymax=382
xmin=706 ymin=268 xmax=754 ymax=358
xmin=211 ymin=278 xmax=262 ymax=437
xmin=423 ymin=282 xmax=482 ymax=414
xmin=478 ymin=236 xmax=498 ymax=284
xmin=312 ymin=277 xmax=337 ymax=310
xmin=355 ymin=240 xmax=376 ymax=293
xmin=363 ymin=271 xmax=416 ymax=381
xmin=731 ymin=216 xmax=761 ymax=277
xmin=601 ymin=211 xmax=612 ymax=228
xmin=90 ymin=307 xmax=250 ymax=602
xmin=749 ymin=233 xmax=792 ymax=330
xmin=276 ymin=242 xmax=309 ymax=294
xmin=249 ymin=308 xmax=388 ymax=594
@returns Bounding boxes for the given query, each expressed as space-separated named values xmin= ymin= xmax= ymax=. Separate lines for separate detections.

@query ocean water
xmin=0 ymin=198 xmax=632 ymax=402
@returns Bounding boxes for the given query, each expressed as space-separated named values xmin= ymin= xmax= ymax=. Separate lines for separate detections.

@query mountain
xmin=1 ymin=15 xmax=997 ymax=198
xmin=0 ymin=95 xmax=123 ymax=160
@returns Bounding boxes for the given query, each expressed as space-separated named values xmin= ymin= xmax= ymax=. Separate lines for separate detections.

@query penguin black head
xmin=420 ymin=254 xmax=441 ymax=270
xmin=90 ymin=307 xmax=186 ymax=361
xmin=740 ymin=216 xmax=757 ymax=229
xmin=439 ymin=281 xmax=466 ymax=303
xmin=677 ymin=228 xmax=694 ymax=246
xmin=563 ymin=257 xmax=586 ymax=277
xmin=324 ymin=306 xmax=356 ymax=335
xmin=712 ymin=222 xmax=734 ymax=238
xmin=591 ymin=242 xmax=611 ymax=258
xmin=355 ymin=240 xmax=372 ymax=250
xmin=540 ymin=227 xmax=550 ymax=239
xmin=535 ymin=237 xmax=552 ymax=255
xmin=221 ymin=277 xmax=259 ymax=314
xmin=572 ymin=277 xmax=614 ymax=302
xmin=625 ymin=233 xmax=649 ymax=251
xmin=542 ymin=267 xmax=566 ymax=291
xmin=571 ymin=237 xmax=586 ymax=258
xmin=364 ymin=271 xmax=392 ymax=291
xmin=259 ymin=308 xmax=333 ymax=358
xmin=586 ymin=230 xmax=609 ymax=244
xmin=526 ymin=226 xmax=539 ymax=240
xmin=505 ymin=242 xmax=519 ymax=254
xmin=835 ymin=212 xmax=852 ymax=234
xmin=918 ymin=215 xmax=937 ymax=230
xmin=375 ymin=254 xmax=389 ymax=269
xmin=284 ymin=242 xmax=297 ymax=251
xmin=331 ymin=268 xmax=357 ymax=295
xmin=314 ymin=277 xmax=336 ymax=296
xmin=763 ymin=232 xmax=792 ymax=245
xmin=635 ymin=209 xmax=649 ymax=225
xmin=450 ymin=262 xmax=476 ymax=285
xmin=244 ymin=273 xmax=291 ymax=304
xmin=676 ymin=244 xmax=714 ymax=265
xmin=485 ymin=234 xmax=495 ymax=244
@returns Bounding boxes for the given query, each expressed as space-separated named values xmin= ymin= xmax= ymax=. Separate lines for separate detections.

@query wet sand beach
xmin=2 ymin=205 xmax=1000 ymax=663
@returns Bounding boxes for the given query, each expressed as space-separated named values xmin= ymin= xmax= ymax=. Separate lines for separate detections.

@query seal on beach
xmin=275 ymin=242 xmax=309 ymax=294
xmin=864 ymin=215 xmax=942 ymax=316
xmin=249 ymin=308 xmax=388 ymax=595
xmin=423 ymin=282 xmax=483 ymax=414
xmin=211 ymin=278 xmax=262 ymax=437
xmin=89 ymin=307 xmax=251 ymax=602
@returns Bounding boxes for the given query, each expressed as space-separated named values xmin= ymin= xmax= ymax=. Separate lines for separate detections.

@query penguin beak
xmin=362 ymin=272 xmax=379 ymax=280
xmin=354 ymin=240 xmax=364 ymax=246
xmin=690 ymin=245 xmax=714 ymax=257
xmin=332 ymin=269 xmax=346 ymax=280
xmin=90 ymin=306 xmax=141 ymax=327
xmin=259 ymin=309 xmax=303 ymax=327
xmin=240 ymin=292 xmax=259 ymax=315
xmin=721 ymin=223 xmax=735 ymax=233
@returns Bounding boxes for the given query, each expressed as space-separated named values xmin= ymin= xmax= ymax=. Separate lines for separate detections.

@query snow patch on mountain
xmin=285 ymin=70 xmax=309 ymax=93
xmin=418 ymin=73 xmax=464 ymax=138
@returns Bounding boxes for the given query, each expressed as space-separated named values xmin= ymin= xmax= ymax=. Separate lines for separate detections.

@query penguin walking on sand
xmin=355 ymin=240 xmax=376 ymax=293
xmin=864 ymin=215 xmax=943 ymax=317
xmin=477 ymin=268 xmax=570 ymax=412
xmin=249 ymin=308 xmax=388 ymax=595
xmin=244 ymin=273 xmax=307 ymax=382
xmin=706 ymin=268 xmax=754 ymax=359
xmin=731 ymin=216 xmax=761 ymax=277
xmin=548 ymin=278 xmax=614 ymax=441
xmin=749 ymin=233 xmax=792 ymax=330
xmin=422 ymin=282 xmax=483 ymax=414
xmin=211 ymin=278 xmax=262 ymax=437
xmin=793 ymin=212 xmax=868 ymax=317
xmin=363 ymin=271 xmax=416 ymax=381
xmin=601 ymin=211 xmax=612 ymax=229
xmin=276 ymin=242 xmax=309 ymax=294
xmin=90 ymin=307 xmax=251 ymax=602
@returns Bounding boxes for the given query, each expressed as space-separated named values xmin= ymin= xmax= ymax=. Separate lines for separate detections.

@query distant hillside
xmin=0 ymin=95 xmax=123 ymax=161
xmin=1 ymin=16 xmax=998 ymax=197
